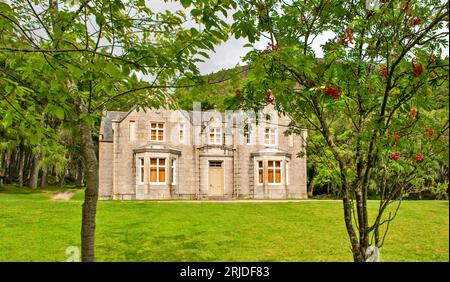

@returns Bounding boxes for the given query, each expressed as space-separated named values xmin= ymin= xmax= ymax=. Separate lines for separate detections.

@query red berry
xmin=413 ymin=63 xmax=423 ymax=77
xmin=410 ymin=18 xmax=422 ymax=26
xmin=379 ymin=67 xmax=388 ymax=77
xmin=426 ymin=128 xmax=434 ymax=138
xmin=324 ymin=86 xmax=341 ymax=100
xmin=417 ymin=151 xmax=423 ymax=161
xmin=394 ymin=134 xmax=399 ymax=144
xmin=410 ymin=108 xmax=417 ymax=118
xmin=390 ymin=153 xmax=401 ymax=160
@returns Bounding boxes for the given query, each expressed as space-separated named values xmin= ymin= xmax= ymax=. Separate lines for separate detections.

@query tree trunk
xmin=40 ymin=166 xmax=48 ymax=188
xmin=307 ymin=169 xmax=315 ymax=197
xmin=79 ymin=117 xmax=99 ymax=262
xmin=28 ymin=152 xmax=41 ymax=189
xmin=342 ymin=194 xmax=365 ymax=262
xmin=8 ymin=150 xmax=16 ymax=183
xmin=76 ymin=159 xmax=84 ymax=187
xmin=18 ymin=151 xmax=25 ymax=187
xmin=59 ymin=169 xmax=66 ymax=188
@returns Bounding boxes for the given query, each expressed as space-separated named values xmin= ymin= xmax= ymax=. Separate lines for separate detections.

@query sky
xmin=149 ymin=1 xmax=448 ymax=76
xmin=149 ymin=0 xmax=338 ymax=75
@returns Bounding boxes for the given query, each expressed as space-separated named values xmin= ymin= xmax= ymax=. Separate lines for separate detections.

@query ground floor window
xmin=286 ymin=161 xmax=289 ymax=185
xmin=150 ymin=158 xmax=166 ymax=183
xmin=257 ymin=161 xmax=263 ymax=185
xmin=171 ymin=159 xmax=176 ymax=185
xmin=138 ymin=158 xmax=145 ymax=184
xmin=268 ymin=160 xmax=282 ymax=184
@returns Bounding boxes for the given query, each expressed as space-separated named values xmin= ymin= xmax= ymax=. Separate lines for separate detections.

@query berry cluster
xmin=412 ymin=63 xmax=423 ymax=77
xmin=390 ymin=153 xmax=401 ymax=160
xmin=410 ymin=18 xmax=422 ymax=26
xmin=417 ymin=151 xmax=423 ymax=161
xmin=235 ymin=88 xmax=242 ymax=97
xmin=340 ymin=26 xmax=354 ymax=46
xmin=379 ymin=66 xmax=388 ymax=77
xmin=426 ymin=128 xmax=434 ymax=138
xmin=393 ymin=134 xmax=399 ymax=145
xmin=263 ymin=42 xmax=280 ymax=54
xmin=410 ymin=108 xmax=417 ymax=118
xmin=324 ymin=87 xmax=341 ymax=100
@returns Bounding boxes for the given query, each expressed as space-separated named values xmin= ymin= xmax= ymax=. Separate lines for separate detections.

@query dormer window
xmin=150 ymin=122 xmax=164 ymax=141
xmin=209 ymin=127 xmax=222 ymax=145
xmin=265 ymin=127 xmax=277 ymax=146
xmin=244 ymin=123 xmax=252 ymax=145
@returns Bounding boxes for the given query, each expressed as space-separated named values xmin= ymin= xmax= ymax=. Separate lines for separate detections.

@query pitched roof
xmin=99 ymin=111 xmax=128 ymax=141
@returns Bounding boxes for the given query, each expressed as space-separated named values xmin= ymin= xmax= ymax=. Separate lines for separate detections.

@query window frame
xmin=138 ymin=158 xmax=145 ymax=184
xmin=171 ymin=158 xmax=177 ymax=185
xmin=286 ymin=161 xmax=290 ymax=186
xmin=150 ymin=122 xmax=165 ymax=142
xmin=129 ymin=120 xmax=136 ymax=142
xmin=149 ymin=158 xmax=167 ymax=184
xmin=267 ymin=160 xmax=282 ymax=185
xmin=244 ymin=124 xmax=252 ymax=145
xmin=179 ymin=123 xmax=185 ymax=144
xmin=256 ymin=160 xmax=264 ymax=186
xmin=264 ymin=127 xmax=278 ymax=146
xmin=208 ymin=127 xmax=222 ymax=145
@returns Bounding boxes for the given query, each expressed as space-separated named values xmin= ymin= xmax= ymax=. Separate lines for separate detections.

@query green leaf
xmin=180 ymin=0 xmax=191 ymax=9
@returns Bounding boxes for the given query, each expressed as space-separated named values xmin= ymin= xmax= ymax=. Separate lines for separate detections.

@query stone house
xmin=98 ymin=103 xmax=308 ymax=200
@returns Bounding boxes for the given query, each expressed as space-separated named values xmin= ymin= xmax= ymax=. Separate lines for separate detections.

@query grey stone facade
xmin=99 ymin=104 xmax=308 ymax=200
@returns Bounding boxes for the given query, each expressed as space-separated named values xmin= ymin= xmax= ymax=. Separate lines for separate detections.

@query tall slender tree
xmin=0 ymin=0 xmax=236 ymax=261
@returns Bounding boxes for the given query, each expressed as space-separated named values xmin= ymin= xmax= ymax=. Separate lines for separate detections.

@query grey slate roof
xmin=100 ymin=111 xmax=128 ymax=141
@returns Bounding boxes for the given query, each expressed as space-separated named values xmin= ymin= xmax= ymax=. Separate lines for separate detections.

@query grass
xmin=0 ymin=184 xmax=448 ymax=262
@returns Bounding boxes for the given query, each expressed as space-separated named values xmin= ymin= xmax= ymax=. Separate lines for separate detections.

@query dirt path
xmin=52 ymin=191 xmax=75 ymax=201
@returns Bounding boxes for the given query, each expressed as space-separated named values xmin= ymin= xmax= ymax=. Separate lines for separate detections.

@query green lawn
xmin=0 ymin=185 xmax=448 ymax=262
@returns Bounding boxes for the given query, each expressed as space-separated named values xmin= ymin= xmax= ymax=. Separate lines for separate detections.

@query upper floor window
xmin=179 ymin=123 xmax=185 ymax=144
xmin=267 ymin=160 xmax=282 ymax=184
xmin=209 ymin=127 xmax=222 ymax=145
xmin=265 ymin=127 xmax=277 ymax=146
xmin=149 ymin=158 xmax=166 ymax=184
xmin=150 ymin=122 xmax=164 ymax=141
xmin=129 ymin=120 xmax=136 ymax=142
xmin=244 ymin=124 xmax=252 ymax=145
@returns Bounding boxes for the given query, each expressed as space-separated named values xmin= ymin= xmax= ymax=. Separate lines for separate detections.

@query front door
xmin=208 ymin=161 xmax=224 ymax=196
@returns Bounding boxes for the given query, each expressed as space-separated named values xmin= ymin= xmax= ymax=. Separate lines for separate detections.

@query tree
xmin=232 ymin=0 xmax=449 ymax=261
xmin=0 ymin=0 xmax=235 ymax=261
xmin=173 ymin=65 xmax=250 ymax=111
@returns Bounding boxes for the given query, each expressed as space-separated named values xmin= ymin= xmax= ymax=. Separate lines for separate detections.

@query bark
xmin=18 ymin=150 xmax=25 ymax=187
xmin=0 ymin=150 xmax=5 ymax=171
xmin=28 ymin=152 xmax=41 ymax=189
xmin=40 ymin=166 xmax=48 ymax=188
xmin=76 ymin=159 xmax=84 ymax=187
xmin=8 ymin=150 xmax=16 ymax=183
xmin=307 ymin=169 xmax=315 ymax=197
xmin=59 ymin=169 xmax=66 ymax=188
xmin=67 ymin=80 xmax=99 ymax=261
xmin=79 ymin=116 xmax=99 ymax=262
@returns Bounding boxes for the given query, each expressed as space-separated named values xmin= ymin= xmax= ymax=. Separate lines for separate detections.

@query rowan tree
xmin=232 ymin=0 xmax=449 ymax=261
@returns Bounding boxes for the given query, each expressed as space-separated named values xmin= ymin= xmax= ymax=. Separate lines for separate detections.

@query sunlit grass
xmin=0 ymin=185 xmax=448 ymax=262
